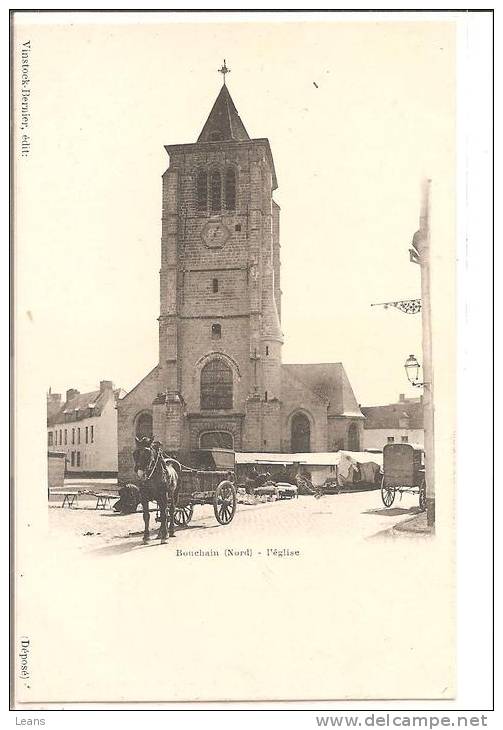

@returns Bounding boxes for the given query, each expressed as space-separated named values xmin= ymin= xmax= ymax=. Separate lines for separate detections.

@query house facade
xmin=361 ymin=394 xmax=424 ymax=451
xmin=47 ymin=381 xmax=125 ymax=476
xmin=117 ymin=77 xmax=364 ymax=482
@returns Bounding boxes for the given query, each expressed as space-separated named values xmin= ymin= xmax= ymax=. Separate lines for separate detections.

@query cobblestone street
xmin=48 ymin=488 xmax=425 ymax=557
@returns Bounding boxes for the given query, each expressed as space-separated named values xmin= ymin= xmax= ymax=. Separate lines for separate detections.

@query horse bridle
xmin=138 ymin=444 xmax=161 ymax=482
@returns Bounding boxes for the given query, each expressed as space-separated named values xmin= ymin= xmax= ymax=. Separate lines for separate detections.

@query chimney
xmin=66 ymin=388 xmax=79 ymax=402
xmin=399 ymin=393 xmax=405 ymax=402
xmin=100 ymin=380 xmax=113 ymax=393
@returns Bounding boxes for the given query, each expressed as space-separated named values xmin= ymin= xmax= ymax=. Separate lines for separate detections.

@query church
xmin=117 ymin=68 xmax=364 ymax=481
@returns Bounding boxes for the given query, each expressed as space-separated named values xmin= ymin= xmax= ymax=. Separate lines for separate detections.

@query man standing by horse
xmin=132 ymin=437 xmax=181 ymax=544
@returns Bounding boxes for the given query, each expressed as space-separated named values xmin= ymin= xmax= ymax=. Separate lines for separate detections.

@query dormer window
xmin=209 ymin=131 xmax=223 ymax=141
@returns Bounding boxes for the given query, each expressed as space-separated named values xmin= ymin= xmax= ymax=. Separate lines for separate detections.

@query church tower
xmin=155 ymin=64 xmax=283 ymax=453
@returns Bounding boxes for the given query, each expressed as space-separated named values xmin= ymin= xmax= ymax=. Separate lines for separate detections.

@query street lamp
xmin=404 ymin=354 xmax=423 ymax=388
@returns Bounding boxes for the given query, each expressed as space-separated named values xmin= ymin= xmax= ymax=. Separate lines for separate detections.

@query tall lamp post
xmin=409 ymin=179 xmax=435 ymax=528
xmin=371 ymin=180 xmax=435 ymax=528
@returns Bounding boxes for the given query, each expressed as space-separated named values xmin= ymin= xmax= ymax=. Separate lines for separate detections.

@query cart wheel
xmin=214 ymin=480 xmax=237 ymax=525
xmin=381 ymin=477 xmax=396 ymax=508
xmin=419 ymin=479 xmax=426 ymax=512
xmin=174 ymin=504 xmax=194 ymax=527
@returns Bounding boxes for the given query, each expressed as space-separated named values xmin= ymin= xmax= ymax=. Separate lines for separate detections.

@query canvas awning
xmin=235 ymin=451 xmax=383 ymax=467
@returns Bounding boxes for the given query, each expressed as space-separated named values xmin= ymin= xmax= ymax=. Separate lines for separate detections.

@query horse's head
xmin=133 ymin=436 xmax=156 ymax=481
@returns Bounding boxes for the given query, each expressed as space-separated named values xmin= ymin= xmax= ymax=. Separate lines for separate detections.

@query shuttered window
xmin=210 ymin=170 xmax=221 ymax=212
xmin=196 ymin=170 xmax=208 ymax=211
xmin=225 ymin=168 xmax=236 ymax=210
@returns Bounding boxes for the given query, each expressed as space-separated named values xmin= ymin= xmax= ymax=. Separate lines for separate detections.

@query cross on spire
xmin=218 ymin=59 xmax=231 ymax=85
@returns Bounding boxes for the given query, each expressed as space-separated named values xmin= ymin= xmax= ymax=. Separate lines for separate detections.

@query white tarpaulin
xmin=235 ymin=451 xmax=383 ymax=487
xmin=235 ymin=451 xmax=382 ymax=467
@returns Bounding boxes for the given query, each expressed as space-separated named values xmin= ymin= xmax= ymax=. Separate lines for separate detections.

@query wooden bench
xmin=61 ymin=493 xmax=79 ymax=508
xmin=95 ymin=494 xmax=114 ymax=510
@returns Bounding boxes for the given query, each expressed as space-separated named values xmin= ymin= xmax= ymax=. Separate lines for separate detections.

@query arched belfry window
xmin=201 ymin=359 xmax=233 ymax=410
xmin=196 ymin=170 xmax=208 ymax=211
xmin=135 ymin=411 xmax=153 ymax=439
xmin=225 ymin=168 xmax=236 ymax=210
xmin=210 ymin=170 xmax=222 ymax=213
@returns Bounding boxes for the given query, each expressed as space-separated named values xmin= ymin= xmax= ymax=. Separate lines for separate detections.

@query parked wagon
xmin=172 ymin=470 xmax=237 ymax=526
xmin=157 ymin=448 xmax=237 ymax=527
xmin=380 ymin=443 xmax=426 ymax=512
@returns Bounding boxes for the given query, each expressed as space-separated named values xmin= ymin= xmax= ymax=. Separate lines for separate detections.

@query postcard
xmin=11 ymin=10 xmax=489 ymax=706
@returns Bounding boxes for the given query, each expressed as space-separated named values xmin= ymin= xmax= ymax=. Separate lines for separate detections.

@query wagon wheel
xmin=418 ymin=478 xmax=426 ymax=512
xmin=381 ymin=476 xmax=396 ymax=508
xmin=174 ymin=504 xmax=194 ymax=527
xmin=213 ymin=480 xmax=237 ymax=525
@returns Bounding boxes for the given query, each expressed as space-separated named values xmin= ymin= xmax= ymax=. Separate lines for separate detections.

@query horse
xmin=132 ymin=437 xmax=181 ymax=544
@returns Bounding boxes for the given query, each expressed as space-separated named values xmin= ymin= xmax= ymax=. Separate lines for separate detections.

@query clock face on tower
xmin=201 ymin=220 xmax=230 ymax=249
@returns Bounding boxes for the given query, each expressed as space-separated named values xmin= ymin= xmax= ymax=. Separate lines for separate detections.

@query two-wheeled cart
xmin=380 ymin=443 xmax=426 ymax=512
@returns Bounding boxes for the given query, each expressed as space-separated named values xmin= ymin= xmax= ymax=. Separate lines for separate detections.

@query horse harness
xmin=143 ymin=445 xmax=180 ymax=485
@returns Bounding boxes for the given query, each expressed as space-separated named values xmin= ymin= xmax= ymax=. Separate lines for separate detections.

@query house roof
xmin=197 ymin=84 xmax=250 ymax=143
xmin=282 ymin=363 xmax=364 ymax=418
xmin=361 ymin=401 xmax=424 ymax=430
xmin=47 ymin=387 xmax=122 ymax=426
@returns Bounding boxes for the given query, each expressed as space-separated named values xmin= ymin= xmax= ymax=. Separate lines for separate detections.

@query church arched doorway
xmin=291 ymin=413 xmax=311 ymax=453
xmin=348 ymin=423 xmax=360 ymax=451
xmin=135 ymin=411 xmax=153 ymax=440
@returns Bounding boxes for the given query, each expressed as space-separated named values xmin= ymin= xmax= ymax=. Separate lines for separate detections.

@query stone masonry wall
xmin=328 ymin=417 xmax=365 ymax=452
xmin=280 ymin=369 xmax=328 ymax=452
xmin=117 ymin=367 xmax=160 ymax=482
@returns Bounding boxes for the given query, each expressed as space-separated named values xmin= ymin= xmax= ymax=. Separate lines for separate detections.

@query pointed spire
xmin=197 ymin=83 xmax=250 ymax=143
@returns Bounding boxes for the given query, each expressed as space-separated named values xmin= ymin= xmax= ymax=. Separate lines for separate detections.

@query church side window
xmin=225 ymin=168 xmax=236 ymax=210
xmin=200 ymin=431 xmax=234 ymax=449
xmin=201 ymin=359 xmax=233 ymax=411
xmin=196 ymin=170 xmax=208 ymax=211
xmin=210 ymin=170 xmax=221 ymax=212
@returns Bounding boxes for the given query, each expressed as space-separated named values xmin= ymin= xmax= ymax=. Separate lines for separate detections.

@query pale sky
xmin=15 ymin=17 xmax=455 ymax=406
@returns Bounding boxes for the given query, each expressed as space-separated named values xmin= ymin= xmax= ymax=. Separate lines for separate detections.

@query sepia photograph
xmin=10 ymin=9 xmax=493 ymax=710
